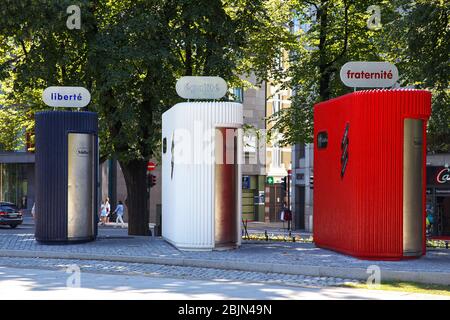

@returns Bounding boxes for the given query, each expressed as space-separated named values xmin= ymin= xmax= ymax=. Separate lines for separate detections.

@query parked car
xmin=0 ymin=202 xmax=23 ymax=228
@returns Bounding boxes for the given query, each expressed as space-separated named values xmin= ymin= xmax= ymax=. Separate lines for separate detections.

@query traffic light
xmin=147 ymin=174 xmax=157 ymax=188
xmin=309 ymin=175 xmax=314 ymax=189
xmin=281 ymin=176 xmax=287 ymax=191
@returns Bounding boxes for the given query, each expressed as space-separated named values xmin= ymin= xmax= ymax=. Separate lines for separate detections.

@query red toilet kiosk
xmin=313 ymin=89 xmax=431 ymax=260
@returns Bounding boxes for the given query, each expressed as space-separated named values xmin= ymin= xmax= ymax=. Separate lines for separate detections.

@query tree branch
xmin=19 ymin=39 xmax=28 ymax=58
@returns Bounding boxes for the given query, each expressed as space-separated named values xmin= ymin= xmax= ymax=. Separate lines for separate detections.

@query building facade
xmin=264 ymin=82 xmax=292 ymax=222
xmin=291 ymin=143 xmax=313 ymax=231
xmin=426 ymin=153 xmax=450 ymax=237
xmin=240 ymin=75 xmax=267 ymax=222
xmin=0 ymin=152 xmax=35 ymax=212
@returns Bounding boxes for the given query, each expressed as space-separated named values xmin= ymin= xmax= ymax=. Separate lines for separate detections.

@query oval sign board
xmin=340 ymin=62 xmax=398 ymax=88
xmin=42 ymin=86 xmax=91 ymax=108
xmin=176 ymin=76 xmax=227 ymax=100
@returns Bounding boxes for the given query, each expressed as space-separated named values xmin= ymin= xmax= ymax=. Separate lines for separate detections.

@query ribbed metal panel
xmin=35 ymin=111 xmax=98 ymax=243
xmin=314 ymin=89 xmax=431 ymax=260
xmin=162 ymin=102 xmax=243 ymax=250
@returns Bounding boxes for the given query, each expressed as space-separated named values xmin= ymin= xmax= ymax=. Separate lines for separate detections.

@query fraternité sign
xmin=340 ymin=61 xmax=398 ymax=88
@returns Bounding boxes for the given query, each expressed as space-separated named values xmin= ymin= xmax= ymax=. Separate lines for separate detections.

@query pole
xmin=287 ymin=173 xmax=290 ymax=209
xmin=287 ymin=172 xmax=291 ymax=231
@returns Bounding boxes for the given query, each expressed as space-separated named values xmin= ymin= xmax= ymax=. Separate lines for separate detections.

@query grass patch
xmin=343 ymin=281 xmax=450 ymax=296
xmin=242 ymin=233 xmax=314 ymax=243
xmin=426 ymin=239 xmax=449 ymax=249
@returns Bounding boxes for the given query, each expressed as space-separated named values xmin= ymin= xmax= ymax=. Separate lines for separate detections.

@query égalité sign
xmin=176 ymin=76 xmax=227 ymax=100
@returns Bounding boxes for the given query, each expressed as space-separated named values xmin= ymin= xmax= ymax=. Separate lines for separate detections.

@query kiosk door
xmin=215 ymin=128 xmax=237 ymax=248
xmin=403 ymin=119 xmax=424 ymax=256
xmin=67 ymin=133 xmax=95 ymax=240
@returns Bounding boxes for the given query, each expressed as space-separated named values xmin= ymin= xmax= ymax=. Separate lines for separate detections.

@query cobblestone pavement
xmin=0 ymin=228 xmax=449 ymax=274
xmin=0 ymin=256 xmax=360 ymax=288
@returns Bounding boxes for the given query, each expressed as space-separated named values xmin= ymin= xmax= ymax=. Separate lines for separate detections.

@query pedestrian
xmin=279 ymin=202 xmax=292 ymax=231
xmin=31 ymin=203 xmax=35 ymax=219
xmin=99 ymin=200 xmax=108 ymax=225
xmin=113 ymin=201 xmax=125 ymax=228
xmin=105 ymin=197 xmax=111 ymax=223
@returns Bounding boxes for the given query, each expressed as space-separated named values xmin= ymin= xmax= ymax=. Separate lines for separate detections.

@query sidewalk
xmin=0 ymin=227 xmax=449 ymax=285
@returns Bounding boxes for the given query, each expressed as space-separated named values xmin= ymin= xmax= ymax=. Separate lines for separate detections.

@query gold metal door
xmin=403 ymin=119 xmax=424 ymax=256
xmin=67 ymin=133 xmax=95 ymax=240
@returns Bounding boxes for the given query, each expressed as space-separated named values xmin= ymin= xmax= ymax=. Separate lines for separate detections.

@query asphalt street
xmin=0 ymin=265 xmax=448 ymax=300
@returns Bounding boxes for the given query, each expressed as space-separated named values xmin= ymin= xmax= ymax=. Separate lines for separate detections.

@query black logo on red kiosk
xmin=340 ymin=123 xmax=349 ymax=178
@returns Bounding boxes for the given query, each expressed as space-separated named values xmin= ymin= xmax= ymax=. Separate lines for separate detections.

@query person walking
xmin=113 ymin=201 xmax=125 ymax=228
xmin=31 ymin=203 xmax=35 ymax=219
xmin=99 ymin=201 xmax=108 ymax=225
xmin=105 ymin=197 xmax=111 ymax=223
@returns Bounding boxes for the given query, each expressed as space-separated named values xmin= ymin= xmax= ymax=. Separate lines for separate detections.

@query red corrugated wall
xmin=313 ymin=89 xmax=431 ymax=260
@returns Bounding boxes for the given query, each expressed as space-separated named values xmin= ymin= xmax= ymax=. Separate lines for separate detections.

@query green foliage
xmin=270 ymin=0 xmax=449 ymax=151
xmin=0 ymin=0 xmax=295 ymax=231
xmin=383 ymin=0 xmax=449 ymax=153
xmin=0 ymin=0 xmax=293 ymax=161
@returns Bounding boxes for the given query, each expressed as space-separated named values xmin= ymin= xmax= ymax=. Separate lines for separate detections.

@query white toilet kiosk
xmin=162 ymin=77 xmax=243 ymax=250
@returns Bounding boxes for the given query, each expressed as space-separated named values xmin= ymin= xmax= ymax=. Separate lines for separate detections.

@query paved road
xmin=0 ymin=256 xmax=360 ymax=287
xmin=0 ymin=265 xmax=447 ymax=300
xmin=1 ymin=226 xmax=448 ymax=275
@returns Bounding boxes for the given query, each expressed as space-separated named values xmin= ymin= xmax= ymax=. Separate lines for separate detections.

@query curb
xmin=0 ymin=249 xmax=449 ymax=286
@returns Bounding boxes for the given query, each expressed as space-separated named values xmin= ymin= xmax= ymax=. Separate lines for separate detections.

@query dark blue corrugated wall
xmin=35 ymin=111 xmax=98 ymax=243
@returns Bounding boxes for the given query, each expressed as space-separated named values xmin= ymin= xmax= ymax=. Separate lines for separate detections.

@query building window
xmin=317 ymin=132 xmax=328 ymax=149
xmin=0 ymin=163 xmax=28 ymax=209
xmin=231 ymin=87 xmax=243 ymax=103
xmin=273 ymin=94 xmax=281 ymax=114
xmin=243 ymin=134 xmax=257 ymax=164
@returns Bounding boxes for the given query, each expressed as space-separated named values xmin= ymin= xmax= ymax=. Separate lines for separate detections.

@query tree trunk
xmin=318 ymin=1 xmax=331 ymax=101
xmin=119 ymin=159 xmax=150 ymax=236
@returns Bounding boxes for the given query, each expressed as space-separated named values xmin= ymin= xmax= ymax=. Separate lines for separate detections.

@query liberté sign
xmin=42 ymin=86 xmax=91 ymax=108
xmin=176 ymin=76 xmax=227 ymax=100
xmin=340 ymin=62 xmax=398 ymax=88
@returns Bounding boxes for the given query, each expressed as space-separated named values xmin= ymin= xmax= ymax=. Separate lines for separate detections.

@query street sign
xmin=176 ymin=76 xmax=228 ymax=100
xmin=42 ymin=86 xmax=91 ymax=108
xmin=266 ymin=176 xmax=274 ymax=185
xmin=340 ymin=61 xmax=398 ymax=88
xmin=147 ymin=161 xmax=156 ymax=172
xmin=242 ymin=176 xmax=251 ymax=189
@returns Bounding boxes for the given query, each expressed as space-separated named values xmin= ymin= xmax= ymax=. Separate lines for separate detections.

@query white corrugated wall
xmin=162 ymin=102 xmax=243 ymax=250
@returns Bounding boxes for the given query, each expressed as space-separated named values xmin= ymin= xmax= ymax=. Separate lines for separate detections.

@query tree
xmin=0 ymin=0 xmax=294 ymax=234
xmin=383 ymin=0 xmax=449 ymax=153
xmin=270 ymin=0 xmax=449 ymax=150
